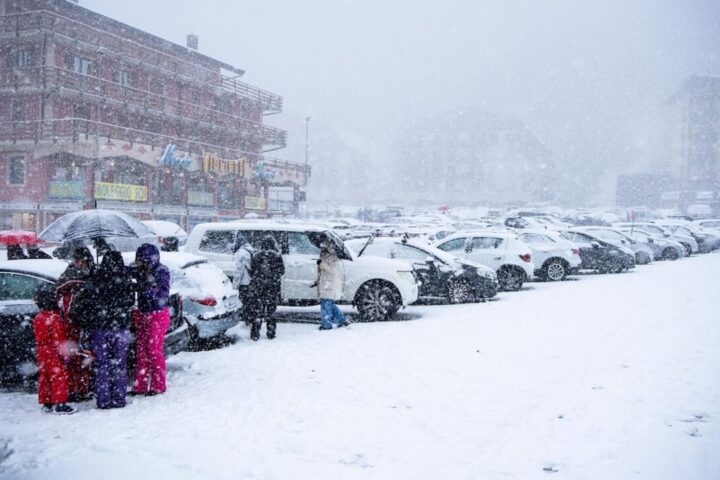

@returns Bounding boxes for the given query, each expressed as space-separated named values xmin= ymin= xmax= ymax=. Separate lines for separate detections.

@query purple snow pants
xmin=89 ymin=329 xmax=131 ymax=408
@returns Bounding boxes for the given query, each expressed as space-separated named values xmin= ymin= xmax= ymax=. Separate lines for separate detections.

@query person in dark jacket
xmin=72 ymin=251 xmax=135 ymax=409
xmin=6 ymin=244 xmax=27 ymax=260
xmin=56 ymin=246 xmax=95 ymax=401
xmin=249 ymin=236 xmax=285 ymax=341
xmin=131 ymin=243 xmax=171 ymax=396
xmin=27 ymin=244 xmax=52 ymax=259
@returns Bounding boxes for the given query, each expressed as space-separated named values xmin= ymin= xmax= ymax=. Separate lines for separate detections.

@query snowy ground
xmin=1 ymin=255 xmax=719 ymax=480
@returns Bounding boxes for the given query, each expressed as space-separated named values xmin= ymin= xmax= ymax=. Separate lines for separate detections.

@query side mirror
xmin=648 ymin=238 xmax=654 ymax=243
xmin=591 ymin=241 xmax=601 ymax=249
xmin=425 ymin=256 xmax=436 ymax=265
xmin=663 ymin=233 xmax=670 ymax=238
xmin=620 ymin=239 xmax=626 ymax=244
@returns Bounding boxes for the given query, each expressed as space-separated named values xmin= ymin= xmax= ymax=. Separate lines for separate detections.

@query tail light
xmin=519 ymin=253 xmax=531 ymax=262
xmin=572 ymin=248 xmax=580 ymax=255
xmin=190 ymin=296 xmax=217 ymax=306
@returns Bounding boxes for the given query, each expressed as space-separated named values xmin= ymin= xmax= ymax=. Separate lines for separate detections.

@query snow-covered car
xmin=346 ymin=237 xmax=498 ymax=303
xmin=617 ymin=228 xmax=684 ymax=261
xmin=434 ymin=231 xmax=534 ymax=291
xmin=576 ymin=226 xmax=655 ymax=265
xmin=121 ymin=252 xmax=240 ymax=345
xmin=142 ymin=220 xmax=189 ymax=247
xmin=183 ymin=222 xmax=419 ymax=321
xmin=560 ymin=230 xmax=636 ymax=273
xmin=516 ymin=230 xmax=581 ymax=281
xmin=656 ymin=221 xmax=719 ymax=253
xmin=0 ymin=259 xmax=189 ymax=384
xmin=615 ymin=222 xmax=697 ymax=255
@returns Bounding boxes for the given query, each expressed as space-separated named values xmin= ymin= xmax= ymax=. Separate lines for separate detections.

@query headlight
xmin=398 ymin=271 xmax=417 ymax=284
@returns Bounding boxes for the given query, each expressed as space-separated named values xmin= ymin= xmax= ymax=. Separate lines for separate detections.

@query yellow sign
xmin=202 ymin=153 xmax=247 ymax=175
xmin=94 ymin=182 xmax=148 ymax=202
xmin=245 ymin=196 xmax=266 ymax=210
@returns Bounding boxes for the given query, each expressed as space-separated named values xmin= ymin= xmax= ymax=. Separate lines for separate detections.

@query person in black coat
xmin=71 ymin=251 xmax=135 ymax=409
xmin=249 ymin=236 xmax=285 ymax=341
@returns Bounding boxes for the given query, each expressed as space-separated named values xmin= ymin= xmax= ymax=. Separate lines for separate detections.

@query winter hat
xmin=233 ymin=235 xmax=249 ymax=253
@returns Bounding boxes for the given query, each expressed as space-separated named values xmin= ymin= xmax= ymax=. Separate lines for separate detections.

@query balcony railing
xmin=0 ymin=66 xmax=287 ymax=148
xmin=0 ymin=9 xmax=283 ymax=110
xmin=0 ymin=117 xmax=309 ymax=177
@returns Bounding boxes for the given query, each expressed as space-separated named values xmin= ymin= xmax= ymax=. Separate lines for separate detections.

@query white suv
xmin=183 ymin=222 xmax=419 ymax=321
xmin=516 ymin=229 xmax=581 ymax=281
xmin=434 ymin=231 xmax=534 ymax=291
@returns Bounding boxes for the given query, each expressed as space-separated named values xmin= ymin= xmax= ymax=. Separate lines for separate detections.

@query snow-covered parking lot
xmin=1 ymin=254 xmax=719 ymax=480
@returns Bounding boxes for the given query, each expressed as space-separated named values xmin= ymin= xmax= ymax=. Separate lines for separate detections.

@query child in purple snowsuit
xmin=131 ymin=243 xmax=171 ymax=396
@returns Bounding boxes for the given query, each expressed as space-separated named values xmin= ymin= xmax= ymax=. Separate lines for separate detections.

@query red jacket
xmin=33 ymin=309 xmax=71 ymax=404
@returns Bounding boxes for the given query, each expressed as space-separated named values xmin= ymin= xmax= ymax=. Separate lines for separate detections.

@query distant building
xmin=0 ymin=0 xmax=309 ymax=231
xmin=668 ymin=75 xmax=720 ymax=214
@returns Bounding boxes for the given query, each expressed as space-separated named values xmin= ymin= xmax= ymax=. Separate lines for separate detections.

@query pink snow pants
xmin=132 ymin=308 xmax=170 ymax=394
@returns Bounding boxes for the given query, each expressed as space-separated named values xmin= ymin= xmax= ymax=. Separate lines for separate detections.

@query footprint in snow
xmin=543 ymin=465 xmax=559 ymax=473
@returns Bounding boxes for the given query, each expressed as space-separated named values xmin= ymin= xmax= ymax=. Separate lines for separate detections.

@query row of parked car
xmin=1 ymin=213 xmax=717 ymax=383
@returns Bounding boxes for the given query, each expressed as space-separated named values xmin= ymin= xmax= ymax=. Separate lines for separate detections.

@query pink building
xmin=0 ymin=0 xmax=309 ymax=231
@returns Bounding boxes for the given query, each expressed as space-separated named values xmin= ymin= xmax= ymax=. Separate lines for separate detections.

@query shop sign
xmin=253 ymin=159 xmax=276 ymax=182
xmin=202 ymin=153 xmax=247 ymax=175
xmin=245 ymin=196 xmax=266 ymax=211
xmin=157 ymin=144 xmax=192 ymax=169
xmin=94 ymin=182 xmax=148 ymax=202
xmin=187 ymin=190 xmax=214 ymax=206
xmin=48 ymin=181 xmax=84 ymax=200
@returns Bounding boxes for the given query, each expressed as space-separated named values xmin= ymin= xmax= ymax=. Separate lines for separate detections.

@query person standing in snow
xmin=32 ymin=284 xmax=76 ymax=414
xmin=72 ymin=251 xmax=135 ymax=409
xmin=27 ymin=244 xmax=52 ymax=259
xmin=56 ymin=246 xmax=95 ymax=402
xmin=248 ymin=236 xmax=285 ymax=341
xmin=232 ymin=235 xmax=254 ymax=326
xmin=316 ymin=234 xmax=349 ymax=330
xmin=130 ymin=243 xmax=171 ymax=396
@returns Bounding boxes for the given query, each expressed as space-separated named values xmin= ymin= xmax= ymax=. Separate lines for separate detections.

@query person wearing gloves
xmin=316 ymin=234 xmax=350 ymax=330
xmin=232 ymin=235 xmax=254 ymax=326
xmin=131 ymin=243 xmax=170 ymax=396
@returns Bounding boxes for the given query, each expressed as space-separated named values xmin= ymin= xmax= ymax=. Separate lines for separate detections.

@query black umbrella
xmin=308 ymin=230 xmax=354 ymax=261
xmin=39 ymin=209 xmax=154 ymax=243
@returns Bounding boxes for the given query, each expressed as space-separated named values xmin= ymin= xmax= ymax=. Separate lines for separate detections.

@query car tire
xmin=635 ymin=251 xmax=651 ymax=265
xmin=497 ymin=266 xmax=524 ymax=291
xmin=354 ymin=280 xmax=401 ymax=322
xmin=662 ymin=247 xmax=679 ymax=260
xmin=447 ymin=279 xmax=474 ymax=304
xmin=542 ymin=258 xmax=567 ymax=282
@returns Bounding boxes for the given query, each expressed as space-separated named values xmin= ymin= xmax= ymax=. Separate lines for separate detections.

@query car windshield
xmin=587 ymin=229 xmax=627 ymax=242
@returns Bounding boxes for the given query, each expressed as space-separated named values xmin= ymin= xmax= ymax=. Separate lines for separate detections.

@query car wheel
xmin=447 ymin=279 xmax=473 ymax=304
xmin=663 ymin=247 xmax=679 ymax=260
xmin=635 ymin=251 xmax=651 ymax=265
xmin=497 ymin=267 xmax=524 ymax=291
xmin=543 ymin=259 xmax=567 ymax=282
xmin=354 ymin=281 xmax=401 ymax=322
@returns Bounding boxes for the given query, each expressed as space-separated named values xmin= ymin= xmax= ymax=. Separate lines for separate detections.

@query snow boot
xmin=53 ymin=403 xmax=76 ymax=415
xmin=250 ymin=321 xmax=261 ymax=341
xmin=41 ymin=403 xmax=53 ymax=413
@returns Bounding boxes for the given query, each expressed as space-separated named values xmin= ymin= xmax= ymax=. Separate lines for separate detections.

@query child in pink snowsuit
xmin=131 ymin=244 xmax=171 ymax=396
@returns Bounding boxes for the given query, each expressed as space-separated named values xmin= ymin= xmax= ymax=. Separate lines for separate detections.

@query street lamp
xmin=305 ymin=116 xmax=311 ymax=167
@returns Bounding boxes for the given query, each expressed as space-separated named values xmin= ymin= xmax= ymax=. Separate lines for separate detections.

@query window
xmin=73 ymin=56 xmax=93 ymax=75
xmin=237 ymin=230 xmax=287 ymax=253
xmin=12 ymin=100 xmax=26 ymax=121
xmin=288 ymin=232 xmax=320 ymax=255
xmin=392 ymin=245 xmax=431 ymax=263
xmin=562 ymin=232 xmax=594 ymax=246
xmin=0 ymin=273 xmax=50 ymax=301
xmin=471 ymin=237 xmax=503 ymax=249
xmin=15 ymin=49 xmax=30 ymax=67
xmin=199 ymin=230 xmax=236 ymax=254
xmin=8 ymin=157 xmax=25 ymax=185
xmin=520 ymin=233 xmax=552 ymax=244
xmin=437 ymin=237 xmax=466 ymax=252
xmin=357 ymin=242 xmax=393 ymax=258
xmin=118 ymin=69 xmax=132 ymax=87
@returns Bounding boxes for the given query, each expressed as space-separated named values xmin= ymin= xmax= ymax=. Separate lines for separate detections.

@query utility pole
xmin=304 ymin=116 xmax=311 ymax=166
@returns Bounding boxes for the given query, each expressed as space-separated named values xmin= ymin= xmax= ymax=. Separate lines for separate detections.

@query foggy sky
xmin=81 ymin=0 xmax=720 ymax=203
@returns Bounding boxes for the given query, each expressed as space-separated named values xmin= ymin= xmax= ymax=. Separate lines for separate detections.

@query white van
xmin=184 ymin=222 xmax=419 ymax=321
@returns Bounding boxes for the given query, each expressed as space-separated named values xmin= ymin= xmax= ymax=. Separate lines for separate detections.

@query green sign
xmin=95 ymin=182 xmax=148 ymax=202
xmin=187 ymin=190 xmax=214 ymax=206
xmin=49 ymin=181 xmax=84 ymax=200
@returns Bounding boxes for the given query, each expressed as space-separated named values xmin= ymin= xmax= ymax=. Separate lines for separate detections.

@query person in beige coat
xmin=317 ymin=236 xmax=349 ymax=330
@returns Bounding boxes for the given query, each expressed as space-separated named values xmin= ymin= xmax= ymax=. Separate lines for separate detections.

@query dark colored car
xmin=560 ymin=230 xmax=636 ymax=273
xmin=0 ymin=259 xmax=189 ymax=385
xmin=347 ymin=237 xmax=498 ymax=303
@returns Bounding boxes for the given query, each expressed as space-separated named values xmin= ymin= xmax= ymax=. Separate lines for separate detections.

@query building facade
xmin=0 ymin=0 xmax=309 ymax=232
